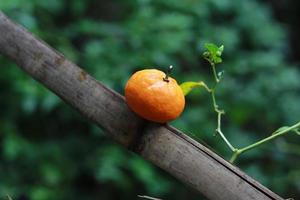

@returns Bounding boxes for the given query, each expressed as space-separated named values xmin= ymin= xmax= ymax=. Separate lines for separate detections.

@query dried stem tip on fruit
xmin=163 ymin=65 xmax=173 ymax=82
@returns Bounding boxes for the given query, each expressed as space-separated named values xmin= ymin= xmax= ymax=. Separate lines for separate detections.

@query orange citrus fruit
xmin=125 ymin=69 xmax=185 ymax=123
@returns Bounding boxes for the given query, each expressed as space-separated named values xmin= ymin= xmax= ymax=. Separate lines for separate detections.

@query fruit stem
xmin=163 ymin=65 xmax=173 ymax=82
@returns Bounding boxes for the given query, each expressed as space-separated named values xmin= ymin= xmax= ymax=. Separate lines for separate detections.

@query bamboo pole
xmin=0 ymin=11 xmax=284 ymax=200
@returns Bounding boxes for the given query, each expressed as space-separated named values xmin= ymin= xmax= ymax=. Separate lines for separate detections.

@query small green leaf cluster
xmin=203 ymin=43 xmax=224 ymax=64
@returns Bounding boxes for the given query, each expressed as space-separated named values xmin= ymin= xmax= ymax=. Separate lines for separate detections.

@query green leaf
xmin=203 ymin=43 xmax=224 ymax=64
xmin=180 ymin=81 xmax=210 ymax=96
xmin=272 ymin=126 xmax=289 ymax=135
xmin=205 ymin=43 xmax=219 ymax=53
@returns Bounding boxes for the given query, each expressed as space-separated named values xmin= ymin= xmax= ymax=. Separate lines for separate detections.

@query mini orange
xmin=125 ymin=68 xmax=185 ymax=123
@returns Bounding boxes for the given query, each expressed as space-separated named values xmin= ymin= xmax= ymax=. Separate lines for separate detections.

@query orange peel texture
xmin=125 ymin=69 xmax=185 ymax=123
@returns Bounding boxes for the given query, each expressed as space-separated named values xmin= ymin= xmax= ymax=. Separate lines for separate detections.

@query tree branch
xmin=0 ymin=11 xmax=283 ymax=200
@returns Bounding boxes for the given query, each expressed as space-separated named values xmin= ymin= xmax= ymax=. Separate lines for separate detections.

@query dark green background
xmin=0 ymin=0 xmax=299 ymax=199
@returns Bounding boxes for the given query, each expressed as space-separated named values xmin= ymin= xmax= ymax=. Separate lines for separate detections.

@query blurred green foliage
xmin=0 ymin=0 xmax=300 ymax=199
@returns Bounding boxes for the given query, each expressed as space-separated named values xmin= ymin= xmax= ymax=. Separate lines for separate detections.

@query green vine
xmin=180 ymin=43 xmax=300 ymax=163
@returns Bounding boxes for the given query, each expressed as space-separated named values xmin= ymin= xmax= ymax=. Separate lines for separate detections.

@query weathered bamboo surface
xmin=0 ymin=11 xmax=284 ymax=200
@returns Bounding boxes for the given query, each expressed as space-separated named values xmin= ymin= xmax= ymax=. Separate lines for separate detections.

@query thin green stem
xmin=216 ymin=112 xmax=236 ymax=152
xmin=211 ymin=90 xmax=218 ymax=109
xmin=208 ymin=75 xmax=235 ymax=152
xmin=211 ymin=90 xmax=223 ymax=113
xmin=199 ymin=81 xmax=212 ymax=93
xmin=211 ymin=63 xmax=220 ymax=83
xmin=229 ymin=150 xmax=240 ymax=163
xmin=239 ymin=121 xmax=300 ymax=154
xmin=204 ymin=58 xmax=236 ymax=152
xmin=230 ymin=121 xmax=300 ymax=163
xmin=203 ymin=44 xmax=300 ymax=164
